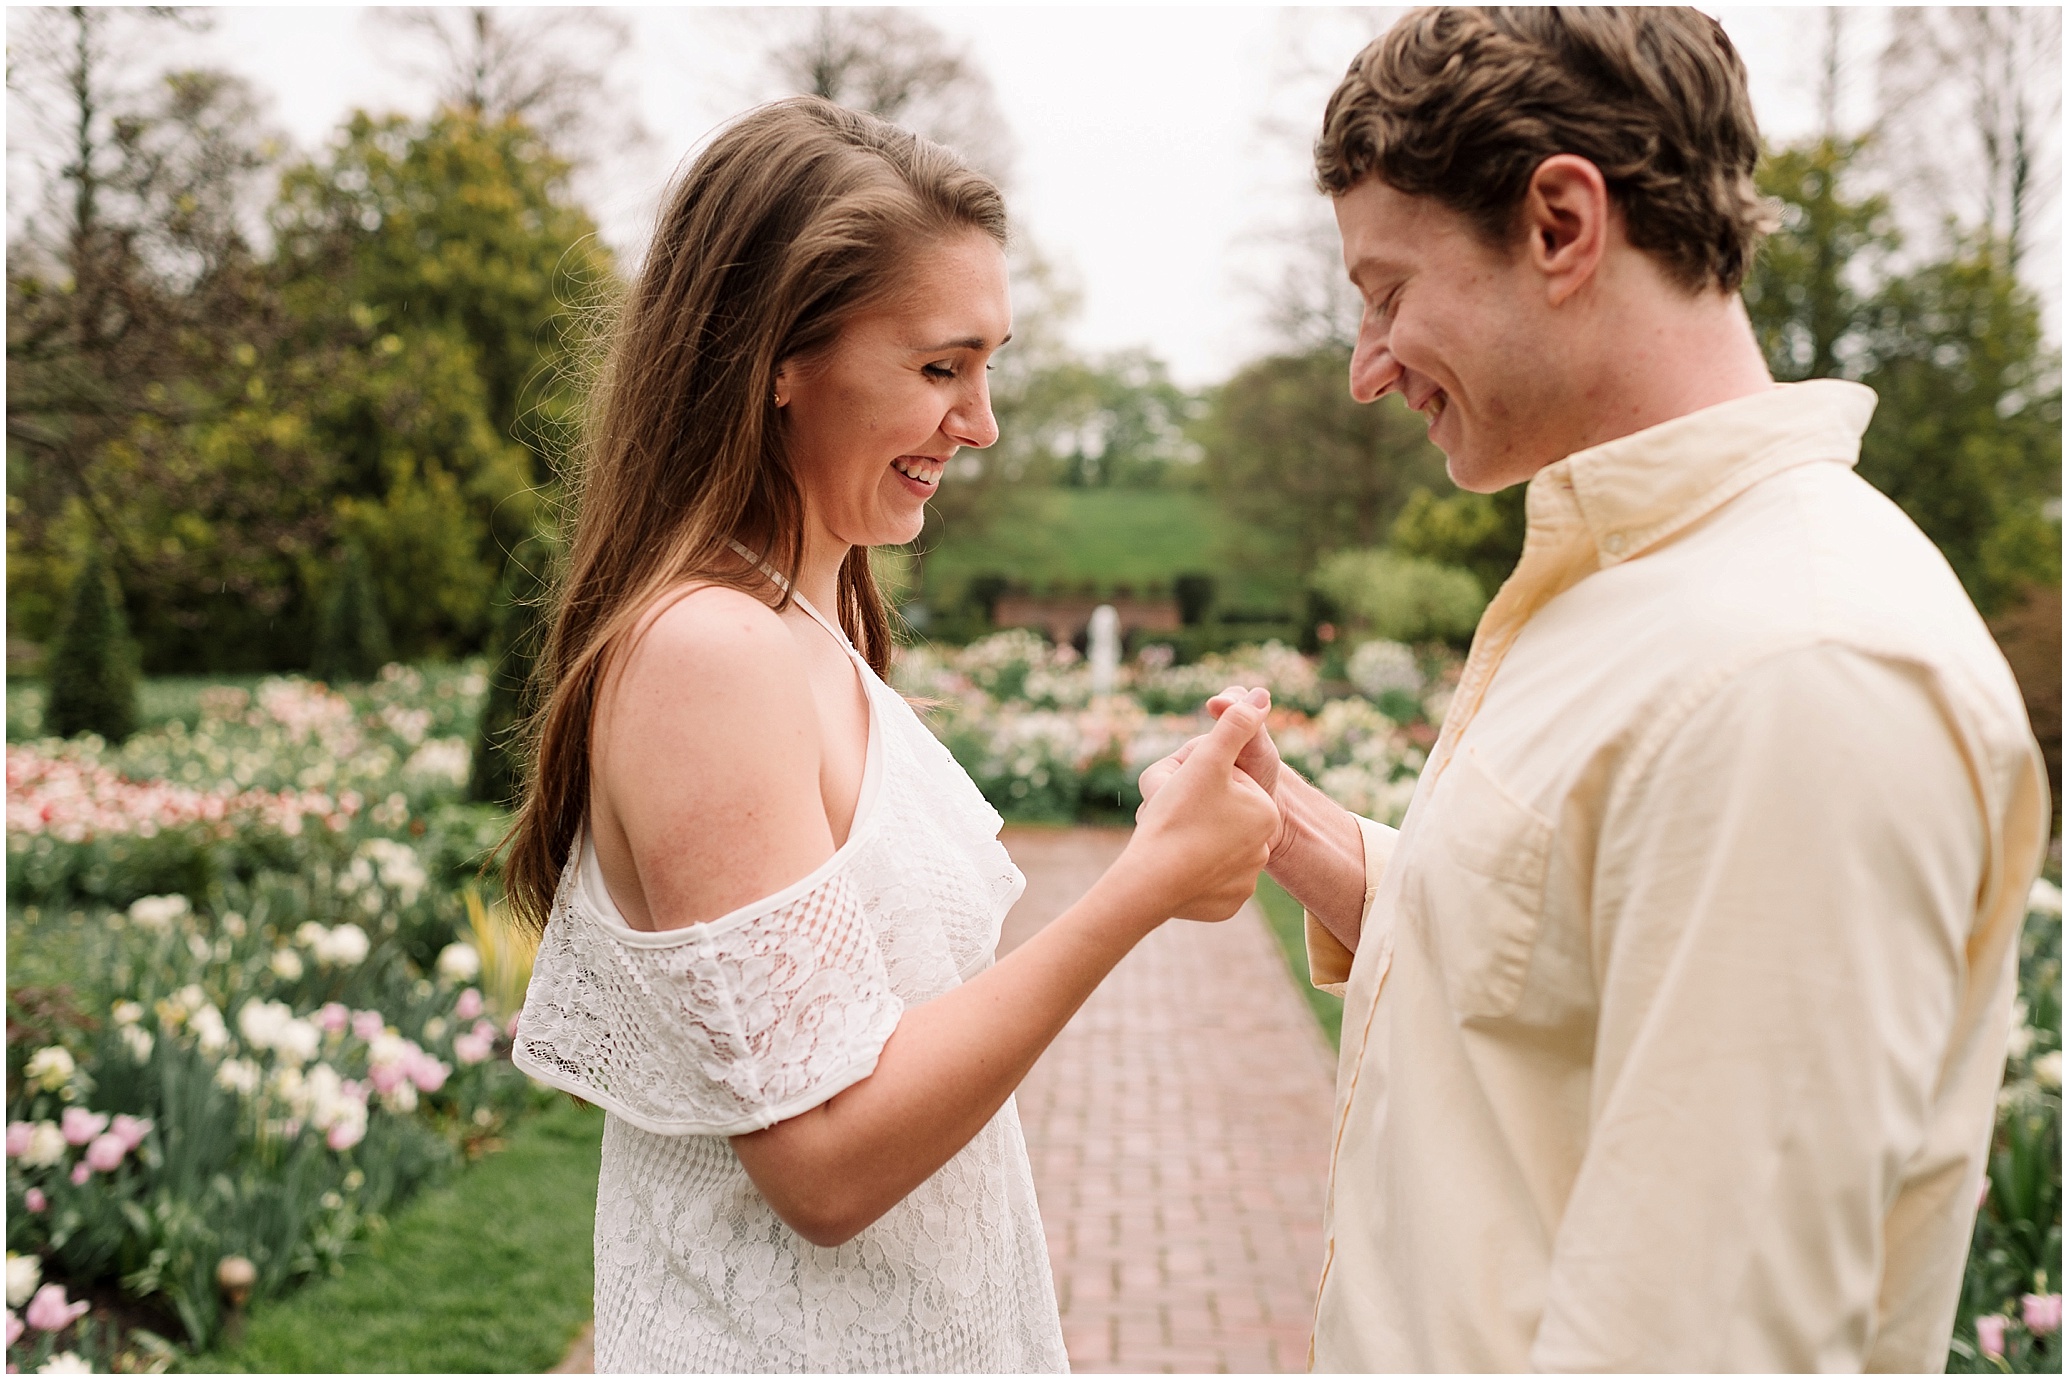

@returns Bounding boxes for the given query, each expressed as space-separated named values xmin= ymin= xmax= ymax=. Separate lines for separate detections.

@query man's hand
xmin=1122 ymin=696 xmax=1280 ymax=922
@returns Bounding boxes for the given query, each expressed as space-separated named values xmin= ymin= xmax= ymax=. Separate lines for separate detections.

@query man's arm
xmin=1531 ymin=646 xmax=1994 ymax=1371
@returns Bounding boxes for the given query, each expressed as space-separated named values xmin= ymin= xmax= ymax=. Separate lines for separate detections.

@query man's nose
xmin=1348 ymin=315 xmax=1401 ymax=405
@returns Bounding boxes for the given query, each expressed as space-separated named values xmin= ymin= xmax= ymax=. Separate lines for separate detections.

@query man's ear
xmin=1520 ymin=154 xmax=1609 ymax=308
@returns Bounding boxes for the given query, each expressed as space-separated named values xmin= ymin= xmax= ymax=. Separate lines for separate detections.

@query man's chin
xmin=1445 ymin=441 xmax=1544 ymax=495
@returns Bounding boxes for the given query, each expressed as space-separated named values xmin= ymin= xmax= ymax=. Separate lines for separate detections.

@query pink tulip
xmin=84 ymin=1133 xmax=125 ymax=1174
xmin=6 ymin=1123 xmax=31 ymax=1158
xmin=68 ymin=1163 xmax=90 ymax=1186
xmin=23 ymin=1283 xmax=87 ymax=1333
xmin=368 ymin=1064 xmax=405 ymax=1096
xmin=2022 ymin=1293 xmax=2062 ymax=1338
xmin=326 ymin=1120 xmax=363 ymax=1152
xmin=58 ymin=1109 xmax=106 ymax=1148
xmin=110 ymin=1115 xmax=151 ymax=1153
xmin=1976 ymin=1314 xmax=2008 ymax=1360
xmin=24 ymin=1189 xmax=47 ymax=1213
xmin=4 ymin=1310 xmax=19 ymax=1347
xmin=351 ymin=1011 xmax=385 ymax=1042
xmin=317 ymin=1003 xmax=350 ymax=1035
xmin=407 ymin=1052 xmax=449 ymax=1094
xmin=454 ymin=989 xmax=484 ymax=1021
xmin=452 ymin=1031 xmax=492 ymax=1066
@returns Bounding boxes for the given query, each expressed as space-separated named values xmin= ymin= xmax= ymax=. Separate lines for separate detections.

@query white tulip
xmin=6 ymin=1253 xmax=42 ymax=1308
xmin=436 ymin=943 xmax=481 ymax=984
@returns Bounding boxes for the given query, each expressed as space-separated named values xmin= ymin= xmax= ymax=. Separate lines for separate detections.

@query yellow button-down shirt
xmin=1306 ymin=381 xmax=2050 ymax=1371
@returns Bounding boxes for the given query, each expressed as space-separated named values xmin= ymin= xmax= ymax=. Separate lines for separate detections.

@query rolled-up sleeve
xmin=1531 ymin=645 xmax=1995 ymax=1371
xmin=1305 ymin=815 xmax=1397 ymax=995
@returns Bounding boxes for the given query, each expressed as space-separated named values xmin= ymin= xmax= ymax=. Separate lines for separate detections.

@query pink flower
xmin=24 ymin=1189 xmax=47 ymax=1213
xmin=326 ymin=1120 xmax=363 ymax=1152
xmin=1976 ymin=1313 xmax=2008 ymax=1359
xmin=2022 ymin=1293 xmax=2062 ymax=1337
xmin=5 ymin=1124 xmax=30 ymax=1159
xmin=368 ymin=1063 xmax=405 ymax=1096
xmin=4 ymin=1309 xmax=19 ymax=1347
xmin=454 ymin=989 xmax=483 ymax=1021
xmin=58 ymin=1109 xmax=106 ymax=1148
xmin=83 ymin=1134 xmax=126 ymax=1174
xmin=316 ymin=1003 xmax=350 ymax=1035
xmin=23 ymin=1283 xmax=87 ymax=1333
xmin=351 ymin=1010 xmax=385 ymax=1042
xmin=452 ymin=1031 xmax=492 ymax=1066
xmin=110 ymin=1115 xmax=151 ymax=1153
xmin=407 ymin=1052 xmax=449 ymax=1094
xmin=68 ymin=1163 xmax=89 ymax=1186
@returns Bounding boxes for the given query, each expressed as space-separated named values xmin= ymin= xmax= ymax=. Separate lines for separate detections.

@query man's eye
xmin=923 ymin=363 xmax=956 ymax=380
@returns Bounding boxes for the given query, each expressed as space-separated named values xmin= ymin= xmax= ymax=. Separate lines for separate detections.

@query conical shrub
xmin=311 ymin=541 xmax=392 ymax=685
xmin=45 ymin=544 xmax=141 ymax=742
xmin=471 ymin=533 xmax=557 ymax=806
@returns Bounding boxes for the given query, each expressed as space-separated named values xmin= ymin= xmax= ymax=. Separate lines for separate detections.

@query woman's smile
xmin=890 ymin=455 xmax=945 ymax=496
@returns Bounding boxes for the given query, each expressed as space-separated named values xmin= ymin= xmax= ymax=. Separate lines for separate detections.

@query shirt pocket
xmin=1412 ymin=747 xmax=1554 ymax=1021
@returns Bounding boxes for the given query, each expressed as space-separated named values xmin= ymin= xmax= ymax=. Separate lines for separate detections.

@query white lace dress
xmin=513 ymin=591 xmax=1068 ymax=1374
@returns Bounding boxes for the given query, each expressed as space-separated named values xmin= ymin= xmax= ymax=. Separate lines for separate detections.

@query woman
xmin=505 ymin=98 xmax=1278 ymax=1372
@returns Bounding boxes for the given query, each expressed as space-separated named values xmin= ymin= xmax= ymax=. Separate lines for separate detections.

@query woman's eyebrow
xmin=914 ymin=332 xmax=1012 ymax=352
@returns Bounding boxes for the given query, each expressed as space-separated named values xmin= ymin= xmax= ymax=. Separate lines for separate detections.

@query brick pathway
xmin=1001 ymin=826 xmax=1337 ymax=1374
xmin=556 ymin=827 xmax=1339 ymax=1373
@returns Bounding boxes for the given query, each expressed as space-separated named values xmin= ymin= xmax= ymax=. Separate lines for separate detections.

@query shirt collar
xmin=1529 ymin=380 xmax=1879 ymax=568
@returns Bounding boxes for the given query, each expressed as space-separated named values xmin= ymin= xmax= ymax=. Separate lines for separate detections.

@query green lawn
xmin=190 ymin=1098 xmax=604 ymax=1374
xmin=917 ymin=487 xmax=1297 ymax=614
xmin=1254 ymin=874 xmax=1344 ymax=1050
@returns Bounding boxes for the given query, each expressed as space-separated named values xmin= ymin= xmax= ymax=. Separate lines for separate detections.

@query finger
xmin=1184 ymin=699 xmax=1266 ymax=771
xmin=1246 ymin=687 xmax=1270 ymax=710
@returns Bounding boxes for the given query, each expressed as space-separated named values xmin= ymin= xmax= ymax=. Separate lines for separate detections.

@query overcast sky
xmin=14 ymin=6 xmax=2046 ymax=386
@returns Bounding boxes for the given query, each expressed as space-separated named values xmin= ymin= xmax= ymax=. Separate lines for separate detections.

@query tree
xmin=45 ymin=543 xmax=139 ymax=742
xmin=761 ymin=8 xmax=1015 ymax=187
xmin=1741 ymin=138 xmax=1898 ymax=383
xmin=471 ymin=531 xmax=557 ymax=806
xmin=1388 ymin=486 xmax=1528 ymax=601
xmin=1199 ymin=345 xmax=1449 ymax=575
xmin=310 ymin=541 xmax=392 ymax=685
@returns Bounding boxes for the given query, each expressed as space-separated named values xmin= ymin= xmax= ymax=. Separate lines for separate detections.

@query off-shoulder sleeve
xmin=513 ymin=857 xmax=904 ymax=1136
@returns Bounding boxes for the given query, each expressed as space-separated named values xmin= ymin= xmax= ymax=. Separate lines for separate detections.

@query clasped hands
xmin=1122 ymin=686 xmax=1290 ymax=923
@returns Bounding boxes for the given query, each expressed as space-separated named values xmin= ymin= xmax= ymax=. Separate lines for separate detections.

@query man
xmin=1144 ymin=7 xmax=2049 ymax=1370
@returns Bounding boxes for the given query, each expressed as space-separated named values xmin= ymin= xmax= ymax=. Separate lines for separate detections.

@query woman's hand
xmin=1119 ymin=695 xmax=1280 ymax=921
xmin=1139 ymin=686 xmax=1293 ymax=866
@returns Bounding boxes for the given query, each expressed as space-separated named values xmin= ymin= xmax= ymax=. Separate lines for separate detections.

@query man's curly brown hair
xmin=1315 ymin=7 xmax=1776 ymax=294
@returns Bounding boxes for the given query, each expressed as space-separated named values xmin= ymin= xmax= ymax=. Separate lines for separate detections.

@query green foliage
xmin=1309 ymin=549 xmax=1487 ymax=646
xmin=1747 ymin=137 xmax=2061 ymax=617
xmin=1254 ymin=874 xmax=1343 ymax=1050
xmin=471 ymin=534 xmax=557 ymax=806
xmin=197 ymin=1098 xmax=602 ymax=1374
xmin=1200 ymin=347 xmax=1449 ymax=575
xmin=311 ymin=543 xmax=393 ymax=685
xmin=45 ymin=546 xmax=140 ymax=743
xmin=1388 ymin=486 xmax=1528 ymax=600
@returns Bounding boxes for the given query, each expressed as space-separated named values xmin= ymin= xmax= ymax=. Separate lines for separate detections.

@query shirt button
xmin=1603 ymin=532 xmax=1626 ymax=555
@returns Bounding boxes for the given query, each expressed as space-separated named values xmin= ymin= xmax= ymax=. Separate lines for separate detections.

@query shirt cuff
xmin=1304 ymin=814 xmax=1397 ymax=996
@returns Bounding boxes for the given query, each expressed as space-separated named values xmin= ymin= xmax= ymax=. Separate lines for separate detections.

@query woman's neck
xmin=792 ymin=522 xmax=849 ymax=617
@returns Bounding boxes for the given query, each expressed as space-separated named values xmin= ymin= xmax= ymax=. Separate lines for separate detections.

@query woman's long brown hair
xmin=502 ymin=97 xmax=1007 ymax=934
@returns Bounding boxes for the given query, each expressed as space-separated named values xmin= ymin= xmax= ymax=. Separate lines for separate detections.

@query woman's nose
xmin=948 ymin=381 xmax=999 ymax=449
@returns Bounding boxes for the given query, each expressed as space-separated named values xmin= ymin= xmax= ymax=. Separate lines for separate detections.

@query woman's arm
xmin=593 ymin=588 xmax=1279 ymax=1247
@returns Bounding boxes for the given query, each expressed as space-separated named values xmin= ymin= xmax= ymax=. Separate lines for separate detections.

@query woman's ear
xmin=772 ymin=366 xmax=790 ymax=409
xmin=1521 ymin=154 xmax=1609 ymax=308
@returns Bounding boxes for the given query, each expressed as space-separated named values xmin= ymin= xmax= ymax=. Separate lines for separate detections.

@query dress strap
xmin=727 ymin=540 xmax=860 ymax=658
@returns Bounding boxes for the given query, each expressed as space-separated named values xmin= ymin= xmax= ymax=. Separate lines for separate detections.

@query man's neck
xmin=1558 ymin=284 xmax=1775 ymax=462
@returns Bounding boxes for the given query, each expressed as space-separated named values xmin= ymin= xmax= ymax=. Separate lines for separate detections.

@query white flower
xmin=421 ymin=1017 xmax=447 ymax=1043
xmin=1347 ymin=639 xmax=1423 ymax=699
xmin=110 ymin=1002 xmax=143 ymax=1028
xmin=2037 ymin=1051 xmax=2062 ymax=1090
xmin=38 ymin=1351 xmax=92 ymax=1373
xmin=295 ymin=922 xmax=329 ymax=950
xmin=269 ymin=949 xmax=304 ymax=981
xmin=214 ymin=1059 xmax=261 ymax=1098
xmin=120 ymin=1026 xmax=154 ymax=1064
xmin=267 ymin=1065 xmax=306 ymax=1111
xmin=6 ymin=1253 xmax=42 ymax=1308
xmin=402 ymin=739 xmax=471 ymax=790
xmin=24 ymin=1047 xmax=75 ymax=1092
xmin=220 ymin=911 xmax=246 ymax=938
xmin=187 ymin=933 xmax=212 ymax=962
xmin=320 ymin=922 xmax=374 ymax=968
xmin=22 ymin=1123 xmax=66 ymax=1168
xmin=380 ymin=1081 xmax=418 ymax=1114
xmin=238 ymin=1000 xmax=293 ymax=1050
xmin=190 ymin=1005 xmax=230 ymax=1055
xmin=2030 ymin=877 xmax=2063 ymax=918
xmin=273 ymin=1019 xmax=320 ymax=1068
xmin=436 ymin=943 xmax=481 ymax=984
xmin=126 ymin=894 xmax=191 ymax=933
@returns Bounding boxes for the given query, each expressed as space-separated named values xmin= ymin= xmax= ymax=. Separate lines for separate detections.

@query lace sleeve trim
xmin=514 ymin=856 xmax=904 ymax=1136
